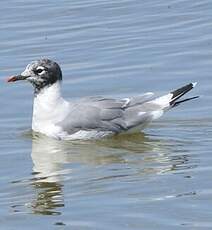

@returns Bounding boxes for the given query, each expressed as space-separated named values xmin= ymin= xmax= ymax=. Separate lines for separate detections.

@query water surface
xmin=0 ymin=0 xmax=212 ymax=229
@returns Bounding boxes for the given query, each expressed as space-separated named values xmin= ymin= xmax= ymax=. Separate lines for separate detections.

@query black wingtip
xmin=172 ymin=96 xmax=199 ymax=107
xmin=170 ymin=82 xmax=197 ymax=106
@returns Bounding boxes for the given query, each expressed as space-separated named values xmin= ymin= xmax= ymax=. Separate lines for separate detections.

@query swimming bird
xmin=7 ymin=59 xmax=198 ymax=140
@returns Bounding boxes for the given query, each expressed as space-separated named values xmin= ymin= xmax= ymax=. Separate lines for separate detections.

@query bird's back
xmin=58 ymin=93 xmax=156 ymax=138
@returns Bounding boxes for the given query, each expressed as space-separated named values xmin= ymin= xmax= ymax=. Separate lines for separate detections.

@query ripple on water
xmin=1 ymin=0 xmax=212 ymax=229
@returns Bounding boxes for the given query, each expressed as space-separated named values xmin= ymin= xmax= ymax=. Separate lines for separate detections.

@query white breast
xmin=32 ymin=82 xmax=69 ymax=138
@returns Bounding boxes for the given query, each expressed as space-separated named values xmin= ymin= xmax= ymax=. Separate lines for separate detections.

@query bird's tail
xmin=169 ymin=82 xmax=199 ymax=107
xmin=151 ymin=82 xmax=199 ymax=111
xmin=123 ymin=82 xmax=198 ymax=132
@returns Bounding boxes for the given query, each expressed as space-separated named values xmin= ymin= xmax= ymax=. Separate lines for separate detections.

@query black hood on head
xmin=7 ymin=58 xmax=63 ymax=95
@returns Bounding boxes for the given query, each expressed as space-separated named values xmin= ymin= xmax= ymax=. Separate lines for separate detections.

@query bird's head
xmin=7 ymin=59 xmax=62 ymax=94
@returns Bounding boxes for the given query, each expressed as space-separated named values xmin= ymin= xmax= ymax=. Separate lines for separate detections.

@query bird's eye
xmin=35 ymin=66 xmax=46 ymax=75
xmin=37 ymin=68 xmax=43 ymax=73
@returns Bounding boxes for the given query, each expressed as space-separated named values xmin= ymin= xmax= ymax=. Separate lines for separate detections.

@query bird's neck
xmin=33 ymin=81 xmax=63 ymax=106
xmin=32 ymin=81 xmax=68 ymax=132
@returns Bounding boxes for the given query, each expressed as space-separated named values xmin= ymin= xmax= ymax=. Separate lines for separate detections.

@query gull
xmin=7 ymin=59 xmax=198 ymax=140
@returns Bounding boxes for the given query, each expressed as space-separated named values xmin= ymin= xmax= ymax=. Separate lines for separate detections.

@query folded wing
xmin=58 ymin=93 xmax=155 ymax=134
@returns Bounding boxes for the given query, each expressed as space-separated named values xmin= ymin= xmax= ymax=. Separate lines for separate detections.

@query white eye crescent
xmin=36 ymin=66 xmax=45 ymax=75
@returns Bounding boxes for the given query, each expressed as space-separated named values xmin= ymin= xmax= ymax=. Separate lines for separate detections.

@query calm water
xmin=0 ymin=0 xmax=212 ymax=229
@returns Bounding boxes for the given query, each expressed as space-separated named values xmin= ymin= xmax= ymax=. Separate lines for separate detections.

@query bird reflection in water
xmin=29 ymin=134 xmax=71 ymax=216
xmin=27 ymin=130 xmax=195 ymax=215
xmin=30 ymin=179 xmax=64 ymax=215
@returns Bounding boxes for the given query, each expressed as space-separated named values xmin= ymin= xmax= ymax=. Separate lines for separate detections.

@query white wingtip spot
xmin=122 ymin=98 xmax=130 ymax=107
xmin=192 ymin=82 xmax=197 ymax=87
xmin=145 ymin=92 xmax=154 ymax=96
xmin=138 ymin=111 xmax=146 ymax=116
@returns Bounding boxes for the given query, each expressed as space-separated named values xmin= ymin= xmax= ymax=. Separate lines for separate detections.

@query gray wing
xmin=59 ymin=93 xmax=155 ymax=134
